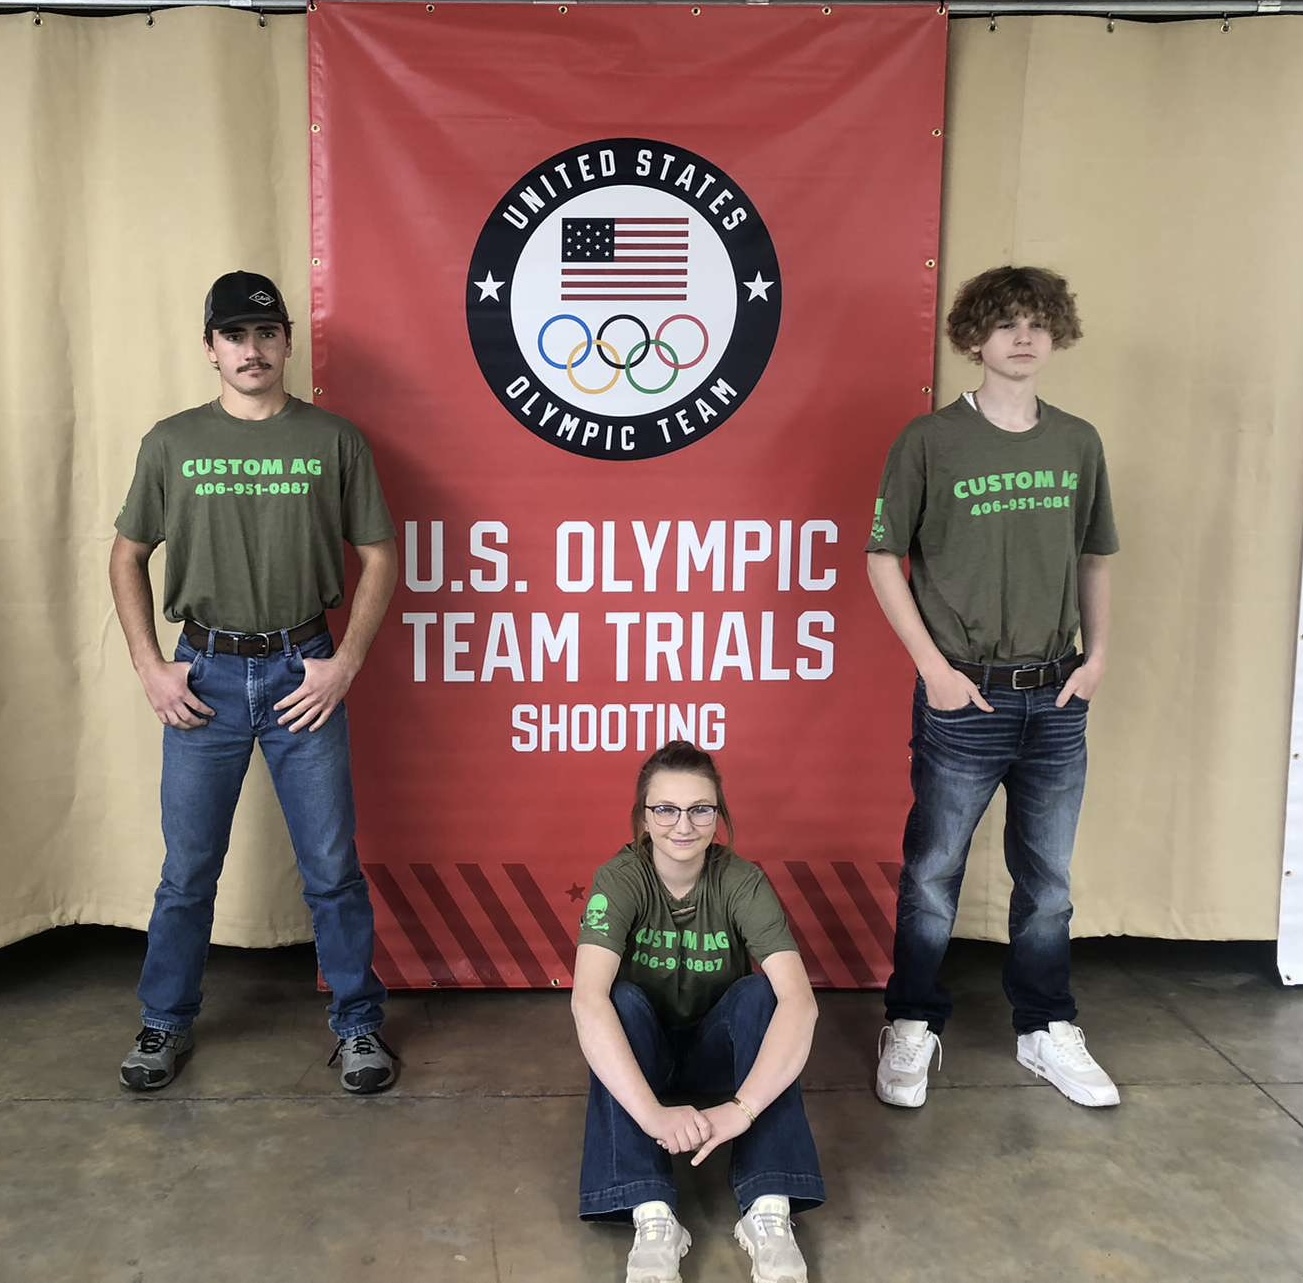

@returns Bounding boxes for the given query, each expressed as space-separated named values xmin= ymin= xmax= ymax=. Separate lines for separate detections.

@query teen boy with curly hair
xmin=866 ymin=265 xmax=1120 ymax=1110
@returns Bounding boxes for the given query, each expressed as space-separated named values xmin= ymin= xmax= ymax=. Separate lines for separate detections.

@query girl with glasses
xmin=571 ymin=740 xmax=824 ymax=1283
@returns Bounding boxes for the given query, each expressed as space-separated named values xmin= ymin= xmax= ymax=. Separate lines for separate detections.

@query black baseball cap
xmin=204 ymin=270 xmax=291 ymax=329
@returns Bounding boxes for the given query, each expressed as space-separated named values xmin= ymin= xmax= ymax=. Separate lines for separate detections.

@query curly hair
xmin=630 ymin=739 xmax=734 ymax=850
xmin=946 ymin=265 xmax=1082 ymax=363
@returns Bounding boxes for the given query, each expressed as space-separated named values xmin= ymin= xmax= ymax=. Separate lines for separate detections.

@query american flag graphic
xmin=561 ymin=217 xmax=689 ymax=301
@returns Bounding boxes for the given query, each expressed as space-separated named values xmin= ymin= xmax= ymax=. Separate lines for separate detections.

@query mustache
xmin=237 ymin=361 xmax=272 ymax=373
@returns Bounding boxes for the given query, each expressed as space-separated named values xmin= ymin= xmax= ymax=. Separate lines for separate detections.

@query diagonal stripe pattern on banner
xmin=832 ymin=861 xmax=897 ymax=965
xmin=411 ymin=863 xmax=508 ymax=987
xmin=365 ymin=863 xmax=456 ymax=986
xmin=759 ymin=859 xmax=858 ymax=988
xmin=784 ymin=861 xmax=878 ymax=987
xmin=504 ymin=863 xmax=578 ymax=976
xmin=457 ymin=864 xmax=552 ymax=986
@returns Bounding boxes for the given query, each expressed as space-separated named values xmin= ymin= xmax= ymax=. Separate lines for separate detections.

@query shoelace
xmin=635 ymin=1216 xmax=677 ymax=1245
xmin=749 ymin=1210 xmax=794 ymax=1242
xmin=878 ymin=1026 xmax=942 ymax=1073
xmin=327 ymin=1032 xmax=394 ymax=1066
xmin=137 ymin=1028 xmax=173 ymax=1054
xmin=1047 ymin=1026 xmax=1098 ymax=1071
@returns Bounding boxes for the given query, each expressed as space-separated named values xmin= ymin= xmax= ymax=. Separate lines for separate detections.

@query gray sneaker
xmin=119 ymin=1026 xmax=194 ymax=1091
xmin=329 ymin=1031 xmax=397 ymax=1094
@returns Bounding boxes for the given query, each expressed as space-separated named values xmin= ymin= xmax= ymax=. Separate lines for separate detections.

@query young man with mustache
xmin=110 ymin=271 xmax=399 ymax=1095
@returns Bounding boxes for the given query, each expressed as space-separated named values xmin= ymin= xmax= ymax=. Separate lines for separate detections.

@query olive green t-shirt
xmin=867 ymin=396 xmax=1119 ymax=664
xmin=577 ymin=844 xmax=798 ymax=1029
xmin=115 ymin=397 xmax=395 ymax=633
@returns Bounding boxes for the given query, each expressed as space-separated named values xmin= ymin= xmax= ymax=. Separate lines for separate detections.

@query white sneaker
xmin=627 ymin=1201 xmax=691 ymax=1283
xmin=1016 ymin=1021 xmax=1120 ymax=1107
xmin=876 ymin=1019 xmax=941 ymax=1107
xmin=734 ymin=1195 xmax=808 ymax=1283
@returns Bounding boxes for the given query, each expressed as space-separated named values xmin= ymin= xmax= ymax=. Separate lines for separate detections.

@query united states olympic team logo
xmin=467 ymin=138 xmax=781 ymax=461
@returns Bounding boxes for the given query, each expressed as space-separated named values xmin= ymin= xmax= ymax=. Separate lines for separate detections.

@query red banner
xmin=308 ymin=3 xmax=947 ymax=989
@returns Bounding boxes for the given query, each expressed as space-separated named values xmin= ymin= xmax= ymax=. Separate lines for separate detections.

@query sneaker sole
xmin=1016 ymin=1049 xmax=1120 ymax=1108
xmin=119 ymin=1047 xmax=192 ymax=1093
xmin=733 ymin=1222 xmax=808 ymax=1283
xmin=341 ymin=1077 xmax=396 ymax=1095
xmin=875 ymin=1074 xmax=927 ymax=1108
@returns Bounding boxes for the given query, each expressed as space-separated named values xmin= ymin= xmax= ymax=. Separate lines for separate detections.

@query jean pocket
xmin=289 ymin=630 xmax=335 ymax=672
xmin=922 ymin=701 xmax=983 ymax=722
xmin=174 ymin=639 xmax=205 ymax=677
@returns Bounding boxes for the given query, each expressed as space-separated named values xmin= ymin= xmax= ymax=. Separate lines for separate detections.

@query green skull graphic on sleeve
xmin=583 ymin=893 xmax=610 ymax=934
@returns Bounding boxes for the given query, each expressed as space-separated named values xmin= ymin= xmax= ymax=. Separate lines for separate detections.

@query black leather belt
xmin=182 ymin=614 xmax=328 ymax=658
xmin=949 ymin=652 xmax=1083 ymax=691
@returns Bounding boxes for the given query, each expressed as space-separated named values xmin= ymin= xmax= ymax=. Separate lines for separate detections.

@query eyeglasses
xmin=646 ymin=804 xmax=718 ymax=827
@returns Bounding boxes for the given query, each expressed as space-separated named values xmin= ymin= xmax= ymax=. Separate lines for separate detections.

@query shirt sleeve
xmin=1079 ymin=439 xmax=1120 ymax=556
xmin=730 ymin=863 xmax=798 ymax=964
xmin=866 ymin=423 xmax=927 ymax=557
xmin=577 ymin=858 xmax=640 ymax=957
xmin=340 ymin=431 xmax=397 ymax=547
xmin=114 ymin=429 xmax=167 ymax=546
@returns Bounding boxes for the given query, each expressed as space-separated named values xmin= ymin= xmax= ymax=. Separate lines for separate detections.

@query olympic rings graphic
xmin=624 ymin=340 xmax=679 ymax=395
xmin=566 ymin=339 xmax=622 ymax=395
xmin=539 ymin=314 xmax=591 ymax=370
xmin=597 ymin=315 xmax=651 ymax=371
xmin=655 ymin=315 xmax=709 ymax=370
xmin=537 ymin=312 xmax=710 ymax=395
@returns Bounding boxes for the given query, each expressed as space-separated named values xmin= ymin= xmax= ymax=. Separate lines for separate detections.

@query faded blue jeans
xmin=137 ymin=628 xmax=386 ymax=1038
xmin=579 ymin=975 xmax=825 ymax=1220
xmin=885 ymin=676 xmax=1089 ymax=1036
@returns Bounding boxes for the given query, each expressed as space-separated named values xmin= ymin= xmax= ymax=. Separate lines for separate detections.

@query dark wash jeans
xmin=579 ymin=975 xmax=825 ymax=1220
xmin=885 ymin=676 xmax=1089 ymax=1036
xmin=137 ymin=629 xmax=386 ymax=1038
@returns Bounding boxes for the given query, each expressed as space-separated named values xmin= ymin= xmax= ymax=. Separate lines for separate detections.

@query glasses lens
xmin=687 ymin=805 xmax=717 ymax=826
xmin=649 ymin=805 xmax=681 ymax=824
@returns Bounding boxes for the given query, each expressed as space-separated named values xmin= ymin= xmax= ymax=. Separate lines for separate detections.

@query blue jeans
xmin=885 ymin=676 xmax=1089 ymax=1036
xmin=137 ymin=629 xmax=386 ymax=1038
xmin=579 ymin=975 xmax=825 ymax=1220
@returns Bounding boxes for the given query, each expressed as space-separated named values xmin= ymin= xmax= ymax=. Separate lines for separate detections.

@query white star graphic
xmin=474 ymin=272 xmax=505 ymax=302
xmin=743 ymin=273 xmax=774 ymax=302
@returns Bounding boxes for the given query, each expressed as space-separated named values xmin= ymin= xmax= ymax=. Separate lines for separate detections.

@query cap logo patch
xmin=249 ymin=290 xmax=276 ymax=307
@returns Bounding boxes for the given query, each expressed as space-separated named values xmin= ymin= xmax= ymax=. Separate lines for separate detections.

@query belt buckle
xmin=243 ymin=632 xmax=273 ymax=658
xmin=1011 ymin=664 xmax=1043 ymax=690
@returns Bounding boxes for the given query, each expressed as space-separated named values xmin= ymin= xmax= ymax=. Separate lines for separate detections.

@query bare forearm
xmin=572 ymin=995 xmax=662 ymax=1128
xmin=1078 ymin=554 xmax=1112 ymax=668
xmin=108 ymin=535 xmax=165 ymax=673
xmin=866 ymin=552 xmax=949 ymax=681
xmin=334 ymin=539 xmax=398 ymax=675
xmin=735 ymin=993 xmax=817 ymax=1113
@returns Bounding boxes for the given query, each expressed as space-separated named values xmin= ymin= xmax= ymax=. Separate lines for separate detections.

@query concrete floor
xmin=2 ymin=930 xmax=1302 ymax=1283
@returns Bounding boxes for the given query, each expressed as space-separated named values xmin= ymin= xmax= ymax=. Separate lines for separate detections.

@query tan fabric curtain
xmin=1 ymin=11 xmax=1299 ymax=950
xmin=942 ymin=16 xmax=1303 ymax=941
xmin=0 ymin=9 xmax=315 ymax=946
